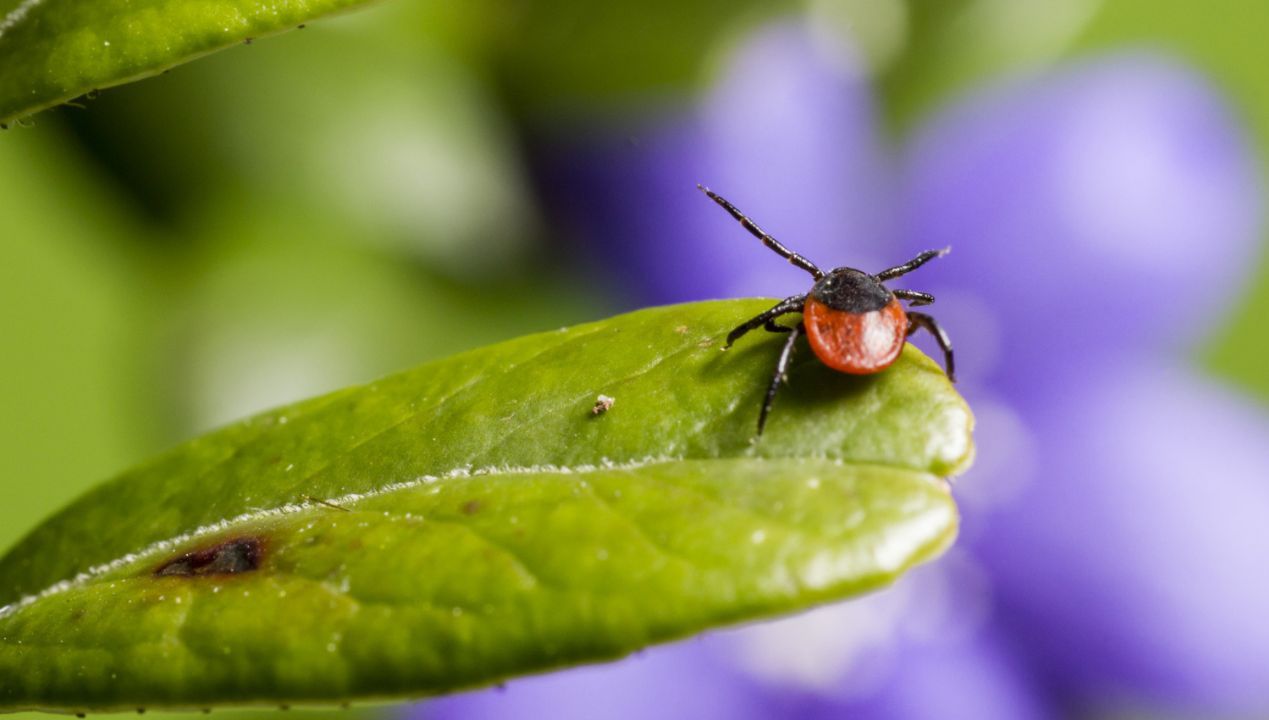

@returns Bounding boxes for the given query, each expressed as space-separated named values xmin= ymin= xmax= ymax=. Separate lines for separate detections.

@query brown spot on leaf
xmin=155 ymin=537 xmax=263 ymax=577
xmin=461 ymin=500 xmax=483 ymax=515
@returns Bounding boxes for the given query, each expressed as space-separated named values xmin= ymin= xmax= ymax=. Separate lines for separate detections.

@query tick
xmin=700 ymin=185 xmax=955 ymax=435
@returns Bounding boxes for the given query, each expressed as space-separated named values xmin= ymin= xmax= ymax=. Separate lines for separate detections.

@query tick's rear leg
xmin=892 ymin=289 xmax=934 ymax=306
xmin=725 ymin=295 xmax=805 ymax=348
xmin=907 ymin=311 xmax=955 ymax=382
xmin=757 ymin=322 xmax=804 ymax=436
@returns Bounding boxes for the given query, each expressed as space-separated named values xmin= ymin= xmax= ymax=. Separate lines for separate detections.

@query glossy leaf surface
xmin=0 ymin=299 xmax=973 ymax=712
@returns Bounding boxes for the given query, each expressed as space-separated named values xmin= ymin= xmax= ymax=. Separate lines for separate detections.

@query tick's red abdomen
xmin=803 ymin=296 xmax=908 ymax=374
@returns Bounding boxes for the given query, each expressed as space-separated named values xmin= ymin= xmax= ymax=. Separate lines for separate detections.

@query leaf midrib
xmin=0 ymin=456 xmax=944 ymax=620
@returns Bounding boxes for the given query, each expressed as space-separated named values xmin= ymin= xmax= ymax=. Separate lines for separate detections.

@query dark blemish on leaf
xmin=155 ymin=537 xmax=263 ymax=577
xmin=461 ymin=500 xmax=482 ymax=515
xmin=298 ymin=24 xmax=307 ymax=29
xmin=244 ymin=37 xmax=254 ymax=45
xmin=76 ymin=714 xmax=85 ymax=718
xmin=137 ymin=709 xmax=145 ymax=714
xmin=591 ymin=394 xmax=615 ymax=416
xmin=279 ymin=705 xmax=290 ymax=711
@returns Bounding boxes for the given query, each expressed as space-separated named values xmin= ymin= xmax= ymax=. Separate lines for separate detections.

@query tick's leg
xmin=876 ymin=248 xmax=950 ymax=281
xmin=763 ymin=319 xmax=794 ymax=333
xmin=726 ymin=295 xmax=805 ymax=348
xmin=698 ymin=185 xmax=824 ymax=279
xmin=907 ymin=311 xmax=955 ymax=382
xmin=758 ymin=322 xmax=803 ymax=436
xmin=892 ymin=289 xmax=934 ymax=306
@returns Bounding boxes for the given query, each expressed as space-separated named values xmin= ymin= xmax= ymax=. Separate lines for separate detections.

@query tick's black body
xmin=810 ymin=268 xmax=893 ymax=313
xmin=700 ymin=185 xmax=955 ymax=435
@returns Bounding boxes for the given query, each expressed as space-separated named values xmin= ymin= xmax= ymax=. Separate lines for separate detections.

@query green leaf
xmin=0 ymin=0 xmax=377 ymax=125
xmin=0 ymin=299 xmax=972 ymax=713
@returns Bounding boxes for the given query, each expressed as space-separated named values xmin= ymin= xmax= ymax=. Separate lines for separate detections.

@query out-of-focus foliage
xmin=479 ymin=1 xmax=793 ymax=114
xmin=0 ymin=135 xmax=155 ymax=557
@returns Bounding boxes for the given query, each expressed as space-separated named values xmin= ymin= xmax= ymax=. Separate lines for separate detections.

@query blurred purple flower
xmin=977 ymin=359 xmax=1269 ymax=712
xmin=421 ymin=641 xmax=771 ymax=720
xmin=532 ymin=25 xmax=893 ymax=305
xmin=417 ymin=18 xmax=1267 ymax=720
xmin=893 ymin=51 xmax=1269 ymax=714
xmin=899 ymin=55 xmax=1263 ymax=392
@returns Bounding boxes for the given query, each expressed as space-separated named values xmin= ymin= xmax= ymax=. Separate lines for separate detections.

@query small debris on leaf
xmin=591 ymin=394 xmax=615 ymax=416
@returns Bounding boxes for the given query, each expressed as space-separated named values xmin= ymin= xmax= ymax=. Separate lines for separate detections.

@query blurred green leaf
xmin=0 ymin=132 xmax=158 ymax=557
xmin=74 ymin=6 xmax=537 ymax=275
xmin=874 ymin=0 xmax=1102 ymax=130
xmin=0 ymin=299 xmax=971 ymax=712
xmin=0 ymin=0 xmax=379 ymax=124
xmin=168 ymin=192 xmax=599 ymax=436
xmin=484 ymin=1 xmax=791 ymax=114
